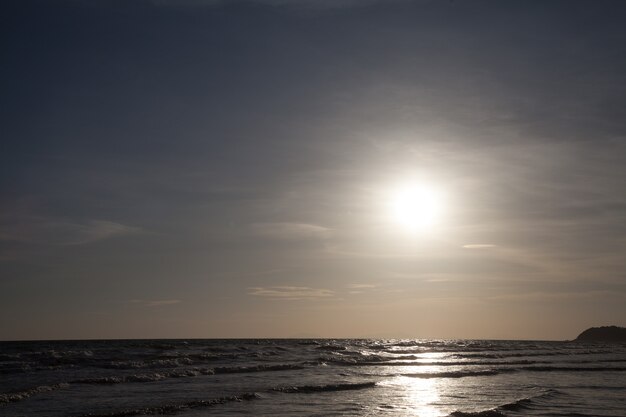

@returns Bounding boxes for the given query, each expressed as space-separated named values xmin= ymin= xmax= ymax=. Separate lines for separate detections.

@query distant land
xmin=575 ymin=326 xmax=626 ymax=342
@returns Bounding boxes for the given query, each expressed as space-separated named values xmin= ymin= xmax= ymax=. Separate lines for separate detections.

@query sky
xmin=1 ymin=0 xmax=626 ymax=341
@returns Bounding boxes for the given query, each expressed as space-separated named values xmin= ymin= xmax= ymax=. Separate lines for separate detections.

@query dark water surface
xmin=1 ymin=339 xmax=625 ymax=416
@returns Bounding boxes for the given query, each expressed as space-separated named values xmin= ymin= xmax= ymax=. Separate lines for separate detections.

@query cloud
xmin=129 ymin=299 xmax=182 ymax=307
xmin=347 ymin=283 xmax=377 ymax=289
xmin=251 ymin=222 xmax=331 ymax=240
xmin=463 ymin=244 xmax=497 ymax=249
xmin=247 ymin=286 xmax=334 ymax=300
xmin=0 ymin=217 xmax=140 ymax=246
xmin=345 ymin=283 xmax=378 ymax=294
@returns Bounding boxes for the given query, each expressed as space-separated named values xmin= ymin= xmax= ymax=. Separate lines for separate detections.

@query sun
xmin=389 ymin=182 xmax=443 ymax=232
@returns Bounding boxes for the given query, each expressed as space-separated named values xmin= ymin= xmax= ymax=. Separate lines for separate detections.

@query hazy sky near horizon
xmin=2 ymin=0 xmax=626 ymax=340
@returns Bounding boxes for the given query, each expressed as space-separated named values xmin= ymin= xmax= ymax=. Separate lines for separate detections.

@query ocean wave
xmin=575 ymin=385 xmax=626 ymax=390
xmin=270 ymin=346 xmax=290 ymax=352
xmin=451 ymin=349 xmax=615 ymax=359
xmin=316 ymin=345 xmax=348 ymax=352
xmin=213 ymin=363 xmax=305 ymax=374
xmin=449 ymin=410 xmax=507 ymax=417
xmin=320 ymin=354 xmax=416 ymax=366
xmin=498 ymin=389 xmax=563 ymax=411
xmin=0 ymin=353 xmax=21 ymax=361
xmin=72 ymin=368 xmax=216 ymax=384
xmin=451 ymin=389 xmax=564 ymax=417
xmin=79 ymin=393 xmax=261 ymax=416
xmin=399 ymin=365 xmax=626 ymax=377
xmin=0 ymin=383 xmax=70 ymax=405
xmin=380 ymin=348 xmax=427 ymax=355
xmin=323 ymin=355 xmax=626 ymax=374
xmin=102 ymin=357 xmax=194 ymax=370
xmin=329 ymin=356 xmax=549 ymax=367
xmin=454 ymin=360 xmax=539 ymax=366
xmin=403 ymin=369 xmax=515 ymax=379
xmin=274 ymin=381 xmax=377 ymax=394
xmin=521 ymin=366 xmax=626 ymax=372
xmin=452 ymin=351 xmax=565 ymax=359
xmin=0 ymin=364 xmax=30 ymax=375
xmin=4 ymin=362 xmax=304 ymax=404
xmin=377 ymin=354 xmax=423 ymax=360
xmin=100 ymin=352 xmax=246 ymax=370
xmin=297 ymin=340 xmax=320 ymax=345
xmin=1 ymin=368 xmax=220 ymax=404
xmin=322 ymin=356 xmax=535 ymax=368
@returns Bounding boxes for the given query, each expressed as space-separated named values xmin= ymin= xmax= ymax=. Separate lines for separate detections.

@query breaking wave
xmin=274 ymin=381 xmax=377 ymax=393
xmin=449 ymin=410 xmax=507 ymax=417
xmin=213 ymin=363 xmax=305 ymax=373
xmin=521 ymin=365 xmax=626 ymax=372
xmin=72 ymin=368 xmax=216 ymax=384
xmin=2 ymin=363 xmax=306 ymax=404
xmin=0 ymin=383 xmax=70 ymax=405
xmin=450 ymin=389 xmax=565 ymax=417
xmin=79 ymin=393 xmax=261 ymax=417
xmin=403 ymin=369 xmax=514 ymax=379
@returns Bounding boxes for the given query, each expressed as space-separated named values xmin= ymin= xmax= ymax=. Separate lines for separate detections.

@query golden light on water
xmin=379 ymin=375 xmax=443 ymax=417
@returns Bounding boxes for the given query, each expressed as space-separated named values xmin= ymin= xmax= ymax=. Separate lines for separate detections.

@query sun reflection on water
xmin=379 ymin=374 xmax=447 ymax=417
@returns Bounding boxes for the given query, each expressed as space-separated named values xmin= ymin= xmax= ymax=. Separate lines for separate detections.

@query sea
xmin=1 ymin=339 xmax=625 ymax=417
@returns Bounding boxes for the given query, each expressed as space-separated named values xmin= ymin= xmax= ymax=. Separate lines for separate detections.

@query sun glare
xmin=390 ymin=183 xmax=443 ymax=232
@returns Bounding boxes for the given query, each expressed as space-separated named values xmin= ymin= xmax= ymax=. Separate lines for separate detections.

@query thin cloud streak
xmin=0 ymin=217 xmax=140 ymax=245
xmin=129 ymin=299 xmax=182 ymax=307
xmin=247 ymin=286 xmax=334 ymax=300
xmin=251 ymin=222 xmax=332 ymax=240
xmin=347 ymin=284 xmax=377 ymax=289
